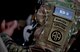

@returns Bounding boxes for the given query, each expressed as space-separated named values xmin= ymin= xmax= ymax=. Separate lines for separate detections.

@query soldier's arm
xmin=0 ymin=32 xmax=29 ymax=52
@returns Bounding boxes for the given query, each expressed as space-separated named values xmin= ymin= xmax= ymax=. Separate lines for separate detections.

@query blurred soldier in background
xmin=0 ymin=20 xmax=45 ymax=52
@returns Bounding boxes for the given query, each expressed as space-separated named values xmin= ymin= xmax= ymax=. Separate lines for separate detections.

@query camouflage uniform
xmin=0 ymin=32 xmax=45 ymax=52
xmin=0 ymin=32 xmax=28 ymax=52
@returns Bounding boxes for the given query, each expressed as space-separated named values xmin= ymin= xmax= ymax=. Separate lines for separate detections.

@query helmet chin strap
xmin=23 ymin=25 xmax=33 ymax=42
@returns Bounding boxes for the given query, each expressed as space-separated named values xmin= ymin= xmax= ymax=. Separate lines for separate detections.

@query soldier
xmin=0 ymin=0 xmax=47 ymax=52
xmin=0 ymin=20 xmax=45 ymax=52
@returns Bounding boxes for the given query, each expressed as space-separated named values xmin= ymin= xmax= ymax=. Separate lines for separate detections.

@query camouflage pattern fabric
xmin=0 ymin=32 xmax=46 ymax=52
xmin=0 ymin=32 xmax=28 ymax=52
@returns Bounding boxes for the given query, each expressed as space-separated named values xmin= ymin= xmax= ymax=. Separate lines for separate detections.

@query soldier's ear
xmin=8 ymin=20 xmax=18 ymax=30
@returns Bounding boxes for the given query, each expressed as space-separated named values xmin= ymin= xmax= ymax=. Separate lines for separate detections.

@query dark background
xmin=0 ymin=0 xmax=40 ymax=20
